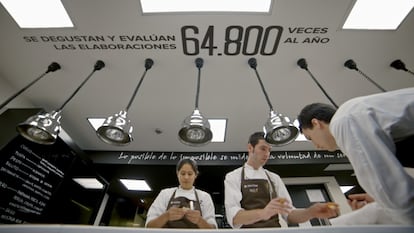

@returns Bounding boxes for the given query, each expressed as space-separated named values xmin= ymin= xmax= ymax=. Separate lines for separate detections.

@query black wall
xmin=0 ymin=108 xmax=106 ymax=224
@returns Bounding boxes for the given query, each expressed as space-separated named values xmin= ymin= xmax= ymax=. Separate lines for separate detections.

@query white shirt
xmin=145 ymin=186 xmax=217 ymax=228
xmin=224 ymin=163 xmax=292 ymax=228
xmin=330 ymin=202 xmax=402 ymax=225
xmin=330 ymin=87 xmax=414 ymax=225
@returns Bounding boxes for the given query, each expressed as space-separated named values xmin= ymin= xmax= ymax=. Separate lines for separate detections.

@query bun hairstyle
xmin=176 ymin=158 xmax=199 ymax=176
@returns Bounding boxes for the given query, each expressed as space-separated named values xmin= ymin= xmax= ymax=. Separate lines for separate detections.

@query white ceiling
xmin=1 ymin=0 xmax=414 ymax=152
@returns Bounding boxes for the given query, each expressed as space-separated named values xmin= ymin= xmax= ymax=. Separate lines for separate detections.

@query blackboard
xmin=0 ymin=135 xmax=76 ymax=224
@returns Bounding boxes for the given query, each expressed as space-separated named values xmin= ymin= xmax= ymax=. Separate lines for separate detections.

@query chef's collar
xmin=244 ymin=162 xmax=263 ymax=171
xmin=178 ymin=185 xmax=195 ymax=191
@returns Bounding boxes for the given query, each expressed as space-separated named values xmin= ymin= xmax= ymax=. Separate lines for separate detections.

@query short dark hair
xmin=176 ymin=158 xmax=199 ymax=175
xmin=297 ymin=103 xmax=336 ymax=132
xmin=248 ymin=132 xmax=265 ymax=147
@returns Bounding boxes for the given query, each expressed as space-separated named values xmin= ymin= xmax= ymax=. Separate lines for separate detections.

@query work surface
xmin=0 ymin=224 xmax=413 ymax=233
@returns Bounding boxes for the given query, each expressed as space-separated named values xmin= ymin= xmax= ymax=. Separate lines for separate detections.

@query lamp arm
xmin=0 ymin=71 xmax=48 ymax=110
xmin=126 ymin=69 xmax=147 ymax=111
xmin=194 ymin=57 xmax=204 ymax=110
xmin=125 ymin=58 xmax=154 ymax=111
xmin=195 ymin=67 xmax=201 ymax=109
xmin=0 ymin=62 xmax=61 ymax=110
xmin=305 ymin=69 xmax=339 ymax=108
xmin=57 ymin=60 xmax=104 ymax=111
xmin=357 ymin=70 xmax=386 ymax=92
xmin=57 ymin=69 xmax=97 ymax=111
xmin=253 ymin=68 xmax=274 ymax=111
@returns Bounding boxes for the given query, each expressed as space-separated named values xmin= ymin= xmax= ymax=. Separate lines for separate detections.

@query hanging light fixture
xmin=297 ymin=58 xmax=338 ymax=108
xmin=0 ymin=62 xmax=61 ymax=110
xmin=16 ymin=60 xmax=105 ymax=145
xmin=248 ymin=58 xmax=298 ymax=146
xmin=344 ymin=59 xmax=386 ymax=92
xmin=390 ymin=59 xmax=414 ymax=77
xmin=178 ymin=58 xmax=212 ymax=146
xmin=96 ymin=58 xmax=154 ymax=146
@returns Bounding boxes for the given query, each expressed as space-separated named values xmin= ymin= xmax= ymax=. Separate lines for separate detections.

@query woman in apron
xmin=145 ymin=158 xmax=217 ymax=228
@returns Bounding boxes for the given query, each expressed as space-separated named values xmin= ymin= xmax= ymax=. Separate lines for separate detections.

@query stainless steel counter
xmin=0 ymin=224 xmax=413 ymax=233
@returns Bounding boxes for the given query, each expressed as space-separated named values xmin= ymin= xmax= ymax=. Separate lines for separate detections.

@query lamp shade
xmin=264 ymin=110 xmax=299 ymax=146
xmin=96 ymin=58 xmax=154 ymax=146
xmin=178 ymin=58 xmax=213 ymax=146
xmin=16 ymin=60 xmax=105 ymax=145
xmin=96 ymin=110 xmax=133 ymax=146
xmin=178 ymin=109 xmax=213 ymax=146
xmin=17 ymin=110 xmax=62 ymax=145
xmin=248 ymin=57 xmax=299 ymax=146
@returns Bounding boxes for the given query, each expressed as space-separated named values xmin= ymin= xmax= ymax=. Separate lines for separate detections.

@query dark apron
xmin=163 ymin=188 xmax=202 ymax=228
xmin=240 ymin=166 xmax=281 ymax=228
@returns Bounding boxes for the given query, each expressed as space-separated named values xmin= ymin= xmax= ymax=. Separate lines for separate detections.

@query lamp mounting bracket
xmin=195 ymin=58 xmax=203 ymax=68
xmin=297 ymin=58 xmax=308 ymax=70
xmin=248 ymin=58 xmax=257 ymax=69
xmin=145 ymin=58 xmax=154 ymax=70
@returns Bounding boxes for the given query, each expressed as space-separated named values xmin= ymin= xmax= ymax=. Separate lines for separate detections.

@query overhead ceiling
xmin=1 ymin=0 xmax=413 ymax=207
xmin=1 ymin=0 xmax=414 ymax=152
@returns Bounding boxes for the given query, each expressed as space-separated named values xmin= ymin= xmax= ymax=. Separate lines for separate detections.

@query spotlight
xmin=178 ymin=58 xmax=213 ymax=146
xmin=248 ymin=58 xmax=298 ymax=146
xmin=17 ymin=61 xmax=105 ymax=145
xmin=96 ymin=59 xmax=154 ymax=146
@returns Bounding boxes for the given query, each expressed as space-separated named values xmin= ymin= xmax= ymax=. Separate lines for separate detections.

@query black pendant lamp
xmin=344 ymin=59 xmax=386 ymax=92
xmin=178 ymin=58 xmax=213 ymax=146
xmin=17 ymin=60 xmax=105 ymax=145
xmin=96 ymin=58 xmax=154 ymax=146
xmin=390 ymin=59 xmax=414 ymax=77
xmin=297 ymin=58 xmax=338 ymax=108
xmin=0 ymin=62 xmax=61 ymax=110
xmin=248 ymin=58 xmax=299 ymax=146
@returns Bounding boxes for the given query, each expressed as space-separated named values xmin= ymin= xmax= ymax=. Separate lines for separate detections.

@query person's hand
xmin=261 ymin=197 xmax=293 ymax=220
xmin=347 ymin=193 xmax=375 ymax=210
xmin=185 ymin=209 xmax=202 ymax=224
xmin=308 ymin=202 xmax=339 ymax=218
xmin=167 ymin=207 xmax=187 ymax=221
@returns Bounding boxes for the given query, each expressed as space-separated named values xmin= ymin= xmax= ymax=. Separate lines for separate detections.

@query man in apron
xmin=224 ymin=132 xmax=338 ymax=228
